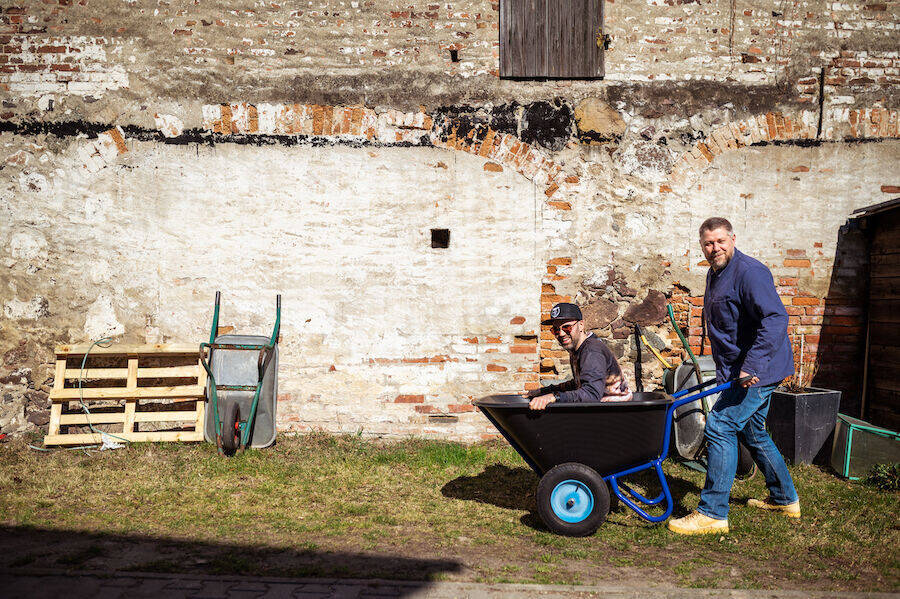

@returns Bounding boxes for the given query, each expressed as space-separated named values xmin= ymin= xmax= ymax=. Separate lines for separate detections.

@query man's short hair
xmin=699 ymin=217 xmax=733 ymax=236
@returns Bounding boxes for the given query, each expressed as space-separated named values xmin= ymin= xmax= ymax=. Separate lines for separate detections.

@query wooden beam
xmin=63 ymin=366 xmax=201 ymax=380
xmin=59 ymin=411 xmax=202 ymax=425
xmin=55 ymin=343 xmax=200 ymax=357
xmin=50 ymin=385 xmax=205 ymax=401
xmin=44 ymin=430 xmax=204 ymax=446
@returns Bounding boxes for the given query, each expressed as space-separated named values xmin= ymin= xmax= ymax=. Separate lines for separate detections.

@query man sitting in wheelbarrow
xmin=526 ymin=302 xmax=632 ymax=410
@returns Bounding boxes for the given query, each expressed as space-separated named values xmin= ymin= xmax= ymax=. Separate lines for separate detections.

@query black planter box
xmin=768 ymin=387 xmax=842 ymax=464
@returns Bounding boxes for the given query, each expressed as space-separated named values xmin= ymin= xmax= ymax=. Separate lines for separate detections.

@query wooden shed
xmin=853 ymin=198 xmax=900 ymax=431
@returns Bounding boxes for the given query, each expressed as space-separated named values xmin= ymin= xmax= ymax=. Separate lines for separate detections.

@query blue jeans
xmin=697 ymin=382 xmax=799 ymax=520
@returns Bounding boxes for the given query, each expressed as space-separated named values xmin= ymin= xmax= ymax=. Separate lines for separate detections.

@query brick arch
xmin=664 ymin=107 xmax=898 ymax=193
xmin=198 ymin=102 xmax=578 ymax=389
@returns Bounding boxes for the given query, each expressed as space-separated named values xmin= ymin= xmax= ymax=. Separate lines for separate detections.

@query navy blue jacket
xmin=704 ymin=249 xmax=795 ymax=386
xmin=540 ymin=334 xmax=623 ymax=402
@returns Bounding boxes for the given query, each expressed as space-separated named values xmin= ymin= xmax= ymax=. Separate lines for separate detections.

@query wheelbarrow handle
xmin=670 ymin=375 xmax=752 ymax=410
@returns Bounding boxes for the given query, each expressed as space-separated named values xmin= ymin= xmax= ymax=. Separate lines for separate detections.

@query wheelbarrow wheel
xmin=736 ymin=441 xmax=757 ymax=480
xmin=221 ymin=400 xmax=242 ymax=457
xmin=537 ymin=463 xmax=610 ymax=537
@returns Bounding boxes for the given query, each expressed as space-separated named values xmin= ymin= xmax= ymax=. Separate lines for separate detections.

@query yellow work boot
xmin=667 ymin=511 xmax=729 ymax=535
xmin=747 ymin=497 xmax=801 ymax=518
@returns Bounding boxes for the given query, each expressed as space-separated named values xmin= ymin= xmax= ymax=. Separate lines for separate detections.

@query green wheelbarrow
xmin=200 ymin=291 xmax=281 ymax=456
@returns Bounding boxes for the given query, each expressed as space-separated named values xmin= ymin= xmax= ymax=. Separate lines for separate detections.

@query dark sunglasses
xmin=551 ymin=323 xmax=576 ymax=335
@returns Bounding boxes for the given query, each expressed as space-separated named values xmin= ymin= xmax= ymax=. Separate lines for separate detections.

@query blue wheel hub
xmin=550 ymin=479 xmax=594 ymax=523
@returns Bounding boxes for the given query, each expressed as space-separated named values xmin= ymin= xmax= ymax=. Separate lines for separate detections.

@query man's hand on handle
xmin=526 ymin=393 xmax=556 ymax=410
xmin=740 ymin=371 xmax=759 ymax=387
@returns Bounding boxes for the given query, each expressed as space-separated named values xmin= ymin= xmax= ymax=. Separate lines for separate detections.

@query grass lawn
xmin=1 ymin=432 xmax=897 ymax=591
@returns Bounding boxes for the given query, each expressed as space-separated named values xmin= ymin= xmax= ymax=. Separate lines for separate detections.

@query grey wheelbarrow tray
xmin=474 ymin=376 xmax=748 ymax=536
xmin=201 ymin=292 xmax=280 ymax=453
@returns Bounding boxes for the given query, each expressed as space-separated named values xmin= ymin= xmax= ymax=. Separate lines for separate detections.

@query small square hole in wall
xmin=431 ymin=229 xmax=450 ymax=248
xmin=449 ymin=49 xmax=459 ymax=63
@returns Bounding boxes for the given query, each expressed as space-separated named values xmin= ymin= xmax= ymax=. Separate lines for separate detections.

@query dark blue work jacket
xmin=704 ymin=249 xmax=795 ymax=386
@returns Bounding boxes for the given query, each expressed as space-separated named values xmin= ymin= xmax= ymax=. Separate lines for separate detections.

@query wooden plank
xmin=55 ymin=343 xmax=200 ymax=357
xmin=869 ymin=344 xmax=900 ymax=362
xmin=194 ymin=400 xmax=206 ymax=438
xmin=44 ymin=430 xmax=204 ymax=446
xmin=595 ymin=0 xmax=605 ymax=77
xmin=60 ymin=412 xmax=125 ymax=425
xmin=58 ymin=411 xmax=202 ymax=425
xmin=869 ymin=372 xmax=900 ymax=394
xmin=63 ymin=365 xmax=201 ymax=380
xmin=869 ymin=277 xmax=900 ymax=300
xmin=869 ymin=300 xmax=900 ymax=324
xmin=196 ymin=358 xmax=208 ymax=389
xmin=48 ymin=359 xmax=66 ymax=436
xmin=50 ymin=385 xmax=205 ymax=401
xmin=123 ymin=358 xmax=138 ymax=434
xmin=528 ymin=0 xmax=547 ymax=77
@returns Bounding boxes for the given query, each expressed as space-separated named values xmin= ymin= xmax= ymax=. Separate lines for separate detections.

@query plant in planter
xmin=768 ymin=337 xmax=842 ymax=465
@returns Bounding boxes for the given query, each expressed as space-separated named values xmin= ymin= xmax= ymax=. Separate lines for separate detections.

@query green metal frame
xmin=200 ymin=291 xmax=281 ymax=453
xmin=836 ymin=413 xmax=900 ymax=480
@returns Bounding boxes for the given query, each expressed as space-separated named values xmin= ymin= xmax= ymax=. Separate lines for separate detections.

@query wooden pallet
xmin=44 ymin=343 xmax=207 ymax=446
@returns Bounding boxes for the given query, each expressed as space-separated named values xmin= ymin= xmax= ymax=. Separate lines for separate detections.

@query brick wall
xmin=0 ymin=0 xmax=898 ymax=438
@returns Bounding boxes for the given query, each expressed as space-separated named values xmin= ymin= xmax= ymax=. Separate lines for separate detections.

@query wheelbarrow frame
xmin=477 ymin=377 xmax=746 ymax=532
xmin=200 ymin=291 xmax=281 ymax=455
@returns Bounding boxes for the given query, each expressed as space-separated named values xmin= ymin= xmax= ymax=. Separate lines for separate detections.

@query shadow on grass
xmin=442 ymin=462 xmax=705 ymax=532
xmin=1 ymin=524 xmax=463 ymax=594
xmin=440 ymin=464 xmax=537 ymax=511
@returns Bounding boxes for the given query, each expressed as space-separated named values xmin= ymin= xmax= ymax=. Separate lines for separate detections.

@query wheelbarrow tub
xmin=475 ymin=392 xmax=670 ymax=478
xmin=203 ymin=334 xmax=278 ymax=449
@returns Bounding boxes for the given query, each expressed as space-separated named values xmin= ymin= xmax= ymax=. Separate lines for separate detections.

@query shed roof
xmin=852 ymin=197 xmax=900 ymax=218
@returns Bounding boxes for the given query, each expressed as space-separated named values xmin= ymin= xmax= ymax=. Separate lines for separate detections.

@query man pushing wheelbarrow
xmin=475 ymin=216 xmax=799 ymax=536
xmin=667 ymin=217 xmax=800 ymax=535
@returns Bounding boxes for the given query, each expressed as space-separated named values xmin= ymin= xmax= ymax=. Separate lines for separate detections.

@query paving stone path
xmin=1 ymin=569 xmax=897 ymax=598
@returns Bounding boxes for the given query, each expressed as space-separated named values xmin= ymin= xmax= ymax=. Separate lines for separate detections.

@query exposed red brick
xmin=463 ymin=337 xmax=477 ymax=344
xmin=483 ymin=161 xmax=503 ymax=172
xmin=448 ymin=404 xmax=475 ymax=413
xmin=486 ymin=336 xmax=502 ymax=343
xmin=486 ymin=363 xmax=507 ymax=372
xmin=414 ymin=405 xmax=437 ymax=413
xmin=511 ymin=345 xmax=536 ymax=354
xmin=509 ymin=316 xmax=526 ymax=325
xmin=548 ymin=201 xmax=572 ymax=210
xmin=792 ymin=297 xmax=820 ymax=306
xmin=783 ymin=259 xmax=811 ymax=268
xmin=395 ymin=394 xmax=424 ymax=403
xmin=881 ymin=185 xmax=900 ymax=193
xmin=548 ymin=257 xmax=572 ymax=266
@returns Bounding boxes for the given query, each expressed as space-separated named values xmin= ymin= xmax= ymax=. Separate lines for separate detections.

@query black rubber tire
xmin=536 ymin=463 xmax=610 ymax=537
xmin=221 ymin=400 xmax=241 ymax=457
xmin=736 ymin=441 xmax=757 ymax=480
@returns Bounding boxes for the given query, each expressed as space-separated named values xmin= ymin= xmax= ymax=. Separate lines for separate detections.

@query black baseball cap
xmin=542 ymin=302 xmax=583 ymax=325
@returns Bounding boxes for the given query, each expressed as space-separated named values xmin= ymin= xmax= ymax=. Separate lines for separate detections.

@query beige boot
xmin=667 ymin=510 xmax=729 ymax=535
xmin=747 ymin=497 xmax=801 ymax=518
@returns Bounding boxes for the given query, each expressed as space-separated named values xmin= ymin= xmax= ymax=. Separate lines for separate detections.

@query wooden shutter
xmin=500 ymin=0 xmax=604 ymax=79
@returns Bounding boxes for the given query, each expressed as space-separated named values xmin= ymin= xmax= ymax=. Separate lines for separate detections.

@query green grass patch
xmin=0 ymin=434 xmax=897 ymax=591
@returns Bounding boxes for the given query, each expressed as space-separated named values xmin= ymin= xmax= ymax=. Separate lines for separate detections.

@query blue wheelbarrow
xmin=474 ymin=377 xmax=747 ymax=536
